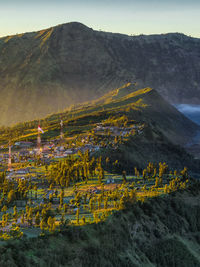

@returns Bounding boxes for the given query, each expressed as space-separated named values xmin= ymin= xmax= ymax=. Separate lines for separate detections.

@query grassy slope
xmin=1 ymin=83 xmax=199 ymax=172
xmin=2 ymin=82 xmax=198 ymax=143
xmin=48 ymin=82 xmax=199 ymax=146
xmin=0 ymin=182 xmax=200 ymax=267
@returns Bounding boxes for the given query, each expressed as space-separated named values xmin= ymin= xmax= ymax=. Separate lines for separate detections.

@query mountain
xmin=68 ymin=82 xmax=198 ymax=146
xmin=2 ymin=83 xmax=199 ymax=172
xmin=0 ymin=22 xmax=200 ymax=125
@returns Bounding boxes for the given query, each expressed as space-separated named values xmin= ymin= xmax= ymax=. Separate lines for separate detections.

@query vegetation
xmin=0 ymin=79 xmax=198 ymax=266
xmin=0 ymin=150 xmax=192 ymax=242
xmin=0 ymin=181 xmax=199 ymax=266
xmin=0 ymin=83 xmax=198 ymax=173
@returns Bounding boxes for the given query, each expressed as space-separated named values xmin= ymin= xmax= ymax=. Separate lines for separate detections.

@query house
xmin=15 ymin=168 xmax=29 ymax=175
xmin=15 ymin=141 xmax=33 ymax=148
xmin=64 ymin=149 xmax=74 ymax=155
xmin=19 ymin=150 xmax=29 ymax=157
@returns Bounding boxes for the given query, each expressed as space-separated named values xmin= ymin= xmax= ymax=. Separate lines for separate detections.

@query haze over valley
xmin=176 ymin=104 xmax=200 ymax=125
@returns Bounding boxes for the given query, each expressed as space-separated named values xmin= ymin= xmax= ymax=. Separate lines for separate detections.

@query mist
xmin=176 ymin=104 xmax=200 ymax=125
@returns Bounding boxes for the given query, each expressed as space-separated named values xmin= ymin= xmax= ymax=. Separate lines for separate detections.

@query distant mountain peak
xmin=0 ymin=22 xmax=200 ymax=125
xmin=53 ymin=21 xmax=91 ymax=30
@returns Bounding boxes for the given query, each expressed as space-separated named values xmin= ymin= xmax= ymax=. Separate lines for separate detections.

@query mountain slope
xmin=3 ymin=83 xmax=198 ymax=144
xmin=0 ymin=22 xmax=200 ymax=125
xmin=1 ymin=183 xmax=200 ymax=267
xmin=1 ymin=83 xmax=199 ymax=172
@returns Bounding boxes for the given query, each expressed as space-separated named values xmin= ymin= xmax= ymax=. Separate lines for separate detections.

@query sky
xmin=0 ymin=0 xmax=199 ymax=38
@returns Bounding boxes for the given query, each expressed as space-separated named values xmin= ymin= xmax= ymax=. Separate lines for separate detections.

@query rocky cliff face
xmin=0 ymin=22 xmax=200 ymax=125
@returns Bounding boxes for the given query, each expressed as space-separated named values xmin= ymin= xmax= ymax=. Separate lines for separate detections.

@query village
xmin=0 ymin=120 xmax=188 ymax=240
xmin=0 ymin=118 xmax=144 ymax=181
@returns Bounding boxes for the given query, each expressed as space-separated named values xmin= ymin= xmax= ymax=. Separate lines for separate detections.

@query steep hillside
xmin=1 ymin=83 xmax=199 ymax=173
xmin=0 ymin=22 xmax=200 ymax=125
xmin=2 ymin=83 xmax=198 ymax=144
xmin=0 ymin=182 xmax=200 ymax=267
xmin=89 ymin=82 xmax=199 ymax=145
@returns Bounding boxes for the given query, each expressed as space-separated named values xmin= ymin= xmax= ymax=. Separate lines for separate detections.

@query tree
xmin=164 ymin=184 xmax=168 ymax=194
xmin=40 ymin=219 xmax=46 ymax=232
xmin=34 ymin=185 xmax=38 ymax=199
xmin=142 ymin=169 xmax=147 ymax=180
xmin=1 ymin=205 xmax=7 ymax=213
xmin=104 ymin=197 xmax=108 ymax=209
xmin=98 ymin=167 xmax=104 ymax=184
xmin=106 ymin=157 xmax=110 ymax=165
xmin=122 ymin=171 xmax=127 ymax=183
xmin=20 ymin=210 xmax=25 ymax=225
xmin=35 ymin=211 xmax=40 ymax=226
xmin=76 ymin=208 xmax=80 ymax=225
xmin=89 ymin=198 xmax=94 ymax=212
xmin=81 ymin=216 xmax=86 ymax=225
xmin=129 ymin=189 xmax=137 ymax=203
xmin=180 ymin=167 xmax=188 ymax=181
xmin=2 ymin=213 xmax=8 ymax=227
xmin=13 ymin=206 xmax=18 ymax=223
xmin=159 ymin=162 xmax=168 ymax=178
xmin=10 ymin=226 xmax=23 ymax=239
xmin=7 ymin=189 xmax=15 ymax=203
xmin=155 ymin=177 xmax=159 ymax=188
xmin=47 ymin=216 xmax=55 ymax=232
xmin=27 ymin=207 xmax=33 ymax=226
xmin=97 ymin=195 xmax=102 ymax=210
xmin=119 ymin=196 xmax=125 ymax=210
xmin=134 ymin=167 xmax=139 ymax=178
xmin=59 ymin=190 xmax=64 ymax=206
xmin=63 ymin=203 xmax=68 ymax=213
xmin=93 ymin=212 xmax=99 ymax=224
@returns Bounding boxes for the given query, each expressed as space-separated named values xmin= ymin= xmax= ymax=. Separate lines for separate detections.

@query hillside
xmin=1 ymin=83 xmax=199 ymax=173
xmin=0 ymin=182 xmax=200 ymax=267
xmin=0 ymin=22 xmax=200 ymax=125
xmin=0 ymin=83 xmax=200 ymax=267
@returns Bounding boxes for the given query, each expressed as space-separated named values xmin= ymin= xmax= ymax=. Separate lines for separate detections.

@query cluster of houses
xmin=0 ymin=121 xmax=144 ymax=182
xmin=0 ymin=137 xmax=102 ymax=182
xmin=94 ymin=123 xmax=143 ymax=137
xmin=6 ymin=167 xmax=31 ymax=181
xmin=54 ymin=144 xmax=100 ymax=158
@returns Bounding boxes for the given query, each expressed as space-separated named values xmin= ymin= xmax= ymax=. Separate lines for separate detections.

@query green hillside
xmin=0 ymin=83 xmax=199 ymax=267
xmin=0 ymin=182 xmax=200 ymax=267
xmin=1 ymin=83 xmax=199 ymax=173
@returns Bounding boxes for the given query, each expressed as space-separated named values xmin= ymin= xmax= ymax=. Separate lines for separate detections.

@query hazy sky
xmin=0 ymin=0 xmax=199 ymax=38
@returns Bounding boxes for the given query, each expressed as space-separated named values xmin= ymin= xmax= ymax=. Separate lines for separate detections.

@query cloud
xmin=176 ymin=104 xmax=200 ymax=114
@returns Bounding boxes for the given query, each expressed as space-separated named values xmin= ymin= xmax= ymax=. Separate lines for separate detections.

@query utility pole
xmin=60 ymin=119 xmax=64 ymax=140
xmin=8 ymin=141 xmax=12 ymax=171
xmin=37 ymin=122 xmax=44 ymax=156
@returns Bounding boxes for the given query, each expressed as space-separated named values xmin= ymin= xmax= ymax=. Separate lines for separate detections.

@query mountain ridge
xmin=1 ymin=82 xmax=199 ymax=173
xmin=0 ymin=22 xmax=200 ymax=125
xmin=1 ymin=22 xmax=199 ymax=41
